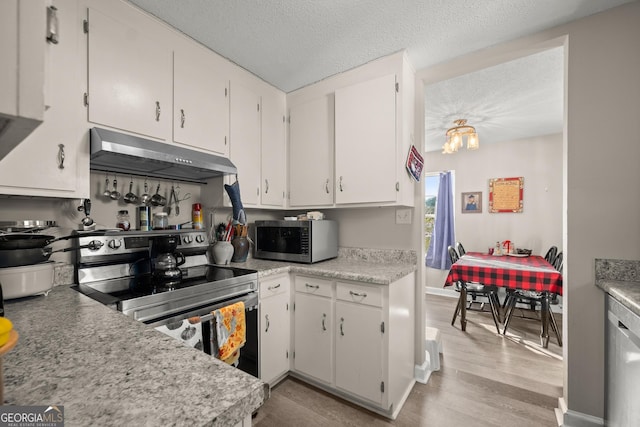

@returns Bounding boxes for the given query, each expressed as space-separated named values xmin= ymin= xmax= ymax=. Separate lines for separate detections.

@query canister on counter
xmin=138 ymin=206 xmax=150 ymax=231
xmin=192 ymin=203 xmax=203 ymax=230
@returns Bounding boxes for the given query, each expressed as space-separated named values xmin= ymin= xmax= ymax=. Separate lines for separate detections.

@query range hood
xmin=90 ymin=127 xmax=237 ymax=184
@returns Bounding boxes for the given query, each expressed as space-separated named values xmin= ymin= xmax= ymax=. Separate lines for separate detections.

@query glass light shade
xmin=467 ymin=133 xmax=479 ymax=150
xmin=452 ymin=133 xmax=462 ymax=150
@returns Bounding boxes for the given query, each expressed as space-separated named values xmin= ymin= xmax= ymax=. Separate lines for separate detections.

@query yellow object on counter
xmin=0 ymin=317 xmax=13 ymax=347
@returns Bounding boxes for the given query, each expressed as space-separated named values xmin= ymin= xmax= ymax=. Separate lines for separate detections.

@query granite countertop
xmin=3 ymin=286 xmax=267 ymax=427
xmin=595 ymin=259 xmax=640 ymax=317
xmin=233 ymin=248 xmax=417 ymax=285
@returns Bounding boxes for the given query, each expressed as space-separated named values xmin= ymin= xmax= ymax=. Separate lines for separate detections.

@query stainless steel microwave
xmin=253 ymin=220 xmax=338 ymax=264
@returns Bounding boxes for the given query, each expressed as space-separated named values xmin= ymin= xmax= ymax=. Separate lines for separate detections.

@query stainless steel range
xmin=73 ymin=229 xmax=259 ymax=377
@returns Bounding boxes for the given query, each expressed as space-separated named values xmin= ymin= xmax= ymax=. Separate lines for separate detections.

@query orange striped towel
xmin=211 ymin=301 xmax=246 ymax=364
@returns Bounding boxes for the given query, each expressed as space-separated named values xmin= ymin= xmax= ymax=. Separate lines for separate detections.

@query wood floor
xmin=253 ymin=293 xmax=563 ymax=427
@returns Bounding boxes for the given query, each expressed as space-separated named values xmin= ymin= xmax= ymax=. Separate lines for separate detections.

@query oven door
xmin=148 ymin=292 xmax=259 ymax=378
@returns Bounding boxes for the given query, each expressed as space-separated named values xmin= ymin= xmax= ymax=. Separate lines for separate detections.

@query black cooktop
xmin=75 ymin=264 xmax=257 ymax=308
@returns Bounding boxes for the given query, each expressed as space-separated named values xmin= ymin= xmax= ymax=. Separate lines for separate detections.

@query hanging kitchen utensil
xmin=81 ymin=199 xmax=95 ymax=228
xmin=124 ymin=178 xmax=139 ymax=204
xmin=140 ymin=178 xmax=151 ymax=205
xmin=0 ymin=240 xmax=103 ymax=268
xmin=102 ymin=175 xmax=111 ymax=198
xmin=110 ymin=176 xmax=121 ymax=200
xmin=150 ymin=184 xmax=166 ymax=207
xmin=174 ymin=183 xmax=180 ymax=216
xmin=165 ymin=184 xmax=175 ymax=215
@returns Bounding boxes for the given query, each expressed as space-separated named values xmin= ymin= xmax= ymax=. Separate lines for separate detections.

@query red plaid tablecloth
xmin=444 ymin=252 xmax=563 ymax=295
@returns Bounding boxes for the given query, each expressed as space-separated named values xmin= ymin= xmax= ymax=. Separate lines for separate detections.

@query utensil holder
xmin=231 ymin=236 xmax=249 ymax=262
xmin=211 ymin=241 xmax=234 ymax=265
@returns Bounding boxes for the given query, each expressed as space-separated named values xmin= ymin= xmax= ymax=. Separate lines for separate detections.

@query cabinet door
xmin=261 ymin=91 xmax=286 ymax=207
xmin=229 ymin=83 xmax=261 ymax=206
xmin=335 ymin=301 xmax=384 ymax=405
xmin=289 ymin=96 xmax=334 ymax=207
xmin=335 ymin=74 xmax=397 ymax=204
xmin=260 ymin=290 xmax=290 ymax=385
xmin=87 ymin=7 xmax=171 ymax=140
xmin=0 ymin=0 xmax=84 ymax=196
xmin=293 ymin=293 xmax=333 ymax=384
xmin=174 ymin=48 xmax=229 ymax=156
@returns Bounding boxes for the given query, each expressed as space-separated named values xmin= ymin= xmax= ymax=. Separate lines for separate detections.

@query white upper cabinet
xmin=173 ymin=46 xmax=229 ymax=156
xmin=229 ymin=82 xmax=261 ymax=206
xmin=335 ymin=74 xmax=397 ymax=205
xmin=260 ymin=91 xmax=286 ymax=207
xmin=0 ymin=0 xmax=87 ymax=198
xmin=288 ymin=95 xmax=335 ymax=207
xmin=87 ymin=7 xmax=172 ymax=140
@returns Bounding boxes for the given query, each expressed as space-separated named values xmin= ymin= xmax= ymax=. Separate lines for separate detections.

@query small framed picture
xmin=462 ymin=192 xmax=482 ymax=213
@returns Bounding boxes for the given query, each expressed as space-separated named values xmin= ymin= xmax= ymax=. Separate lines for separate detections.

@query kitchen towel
xmin=211 ymin=301 xmax=246 ymax=365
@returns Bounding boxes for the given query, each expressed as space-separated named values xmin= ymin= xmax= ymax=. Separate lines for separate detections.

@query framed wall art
xmin=489 ymin=177 xmax=524 ymax=213
xmin=461 ymin=191 xmax=482 ymax=213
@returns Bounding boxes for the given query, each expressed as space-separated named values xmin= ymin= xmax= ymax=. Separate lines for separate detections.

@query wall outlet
xmin=395 ymin=208 xmax=412 ymax=224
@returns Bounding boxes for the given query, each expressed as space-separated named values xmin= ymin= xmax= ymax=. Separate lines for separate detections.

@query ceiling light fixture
xmin=442 ymin=119 xmax=479 ymax=154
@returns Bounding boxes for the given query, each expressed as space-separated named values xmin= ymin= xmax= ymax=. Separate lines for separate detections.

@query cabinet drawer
xmin=259 ymin=275 xmax=290 ymax=298
xmin=295 ymin=276 xmax=333 ymax=298
xmin=336 ymin=282 xmax=382 ymax=307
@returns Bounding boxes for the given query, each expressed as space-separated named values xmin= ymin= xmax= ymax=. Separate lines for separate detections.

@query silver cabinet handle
xmin=305 ymin=283 xmax=319 ymax=290
xmin=322 ymin=313 xmax=327 ymax=331
xmin=57 ymin=144 xmax=65 ymax=169
xmin=339 ymin=176 xmax=343 ymax=192
xmin=180 ymin=109 xmax=185 ymax=128
xmin=325 ymin=179 xmax=329 ymax=194
xmin=265 ymin=314 xmax=270 ymax=332
xmin=264 ymin=179 xmax=269 ymax=194
xmin=268 ymin=283 xmax=281 ymax=291
xmin=340 ymin=317 xmax=345 ymax=336
xmin=155 ymin=101 xmax=161 ymax=121
xmin=349 ymin=290 xmax=367 ymax=298
xmin=256 ymin=187 xmax=259 ymax=196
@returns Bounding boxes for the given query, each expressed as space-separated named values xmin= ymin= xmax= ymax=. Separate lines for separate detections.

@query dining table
xmin=444 ymin=252 xmax=563 ymax=348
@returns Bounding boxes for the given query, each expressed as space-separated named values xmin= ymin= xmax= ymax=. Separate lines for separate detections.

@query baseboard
xmin=560 ymin=406 xmax=604 ymax=427
xmin=425 ymin=287 xmax=458 ymax=298
xmin=426 ymin=286 xmax=563 ymax=313
xmin=414 ymin=361 xmax=432 ymax=384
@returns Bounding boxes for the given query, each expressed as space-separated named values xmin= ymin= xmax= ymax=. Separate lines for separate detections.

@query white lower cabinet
xmin=259 ymin=274 xmax=290 ymax=386
xmin=293 ymin=276 xmax=334 ymax=384
xmin=335 ymin=296 xmax=384 ymax=405
xmin=292 ymin=273 xmax=416 ymax=419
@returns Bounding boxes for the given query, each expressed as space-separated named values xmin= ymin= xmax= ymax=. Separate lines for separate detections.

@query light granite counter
xmin=595 ymin=259 xmax=640 ymax=317
xmin=230 ymin=247 xmax=417 ymax=285
xmin=3 ymin=285 xmax=267 ymax=427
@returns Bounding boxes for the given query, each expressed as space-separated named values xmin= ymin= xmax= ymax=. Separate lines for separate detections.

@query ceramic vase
xmin=231 ymin=236 xmax=249 ymax=262
xmin=212 ymin=241 xmax=234 ymax=265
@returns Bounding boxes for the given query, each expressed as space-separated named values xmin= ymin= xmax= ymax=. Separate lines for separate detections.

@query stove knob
xmin=195 ymin=234 xmax=205 ymax=243
xmin=108 ymin=239 xmax=122 ymax=250
xmin=183 ymin=235 xmax=193 ymax=244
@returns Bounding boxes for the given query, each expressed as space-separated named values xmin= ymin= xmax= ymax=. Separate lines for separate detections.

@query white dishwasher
xmin=606 ymin=295 xmax=640 ymax=426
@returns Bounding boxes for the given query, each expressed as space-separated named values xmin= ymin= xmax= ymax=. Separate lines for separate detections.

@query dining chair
xmin=553 ymin=251 xmax=563 ymax=272
xmin=544 ymin=246 xmax=558 ymax=263
xmin=455 ymin=241 xmax=466 ymax=256
xmin=502 ymin=290 xmax=562 ymax=346
xmin=448 ymin=245 xmax=501 ymax=333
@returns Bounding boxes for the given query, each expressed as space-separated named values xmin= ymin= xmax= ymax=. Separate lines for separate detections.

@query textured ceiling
xmin=127 ymin=0 xmax=633 ymax=151
xmin=127 ymin=0 xmax=632 ymax=92
xmin=424 ymin=47 xmax=564 ymax=152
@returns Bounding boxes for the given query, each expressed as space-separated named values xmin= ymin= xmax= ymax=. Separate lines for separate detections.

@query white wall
xmin=416 ymin=2 xmax=640 ymax=422
xmin=427 ymin=134 xmax=562 ymax=254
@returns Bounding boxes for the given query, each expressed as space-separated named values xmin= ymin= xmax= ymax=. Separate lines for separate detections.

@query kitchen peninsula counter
xmin=235 ymin=248 xmax=417 ymax=284
xmin=3 ymin=285 xmax=267 ymax=427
